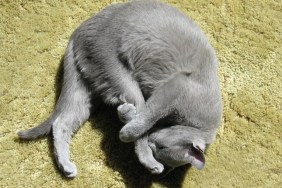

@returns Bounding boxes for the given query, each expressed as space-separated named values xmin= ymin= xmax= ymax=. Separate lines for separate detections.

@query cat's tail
xmin=18 ymin=40 xmax=79 ymax=140
xmin=17 ymin=116 xmax=54 ymax=140
xmin=17 ymin=40 xmax=72 ymax=140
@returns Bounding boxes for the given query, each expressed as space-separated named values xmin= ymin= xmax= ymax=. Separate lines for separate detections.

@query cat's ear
xmin=190 ymin=143 xmax=205 ymax=170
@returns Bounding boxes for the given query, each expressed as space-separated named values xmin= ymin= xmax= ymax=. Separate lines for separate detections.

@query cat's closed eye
xmin=156 ymin=145 xmax=167 ymax=150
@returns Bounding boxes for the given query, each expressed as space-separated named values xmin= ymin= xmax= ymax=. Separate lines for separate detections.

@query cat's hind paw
xmin=59 ymin=161 xmax=77 ymax=178
xmin=117 ymin=103 xmax=136 ymax=123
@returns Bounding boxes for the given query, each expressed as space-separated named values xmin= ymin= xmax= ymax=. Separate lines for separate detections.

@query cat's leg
xmin=135 ymin=135 xmax=164 ymax=174
xmin=18 ymin=40 xmax=91 ymax=177
xmin=85 ymin=56 xmax=164 ymax=174
xmin=119 ymin=72 xmax=190 ymax=142
xmin=52 ymin=89 xmax=90 ymax=178
xmin=106 ymin=74 xmax=146 ymax=112
xmin=117 ymin=103 xmax=164 ymax=174
xmin=52 ymin=41 xmax=92 ymax=178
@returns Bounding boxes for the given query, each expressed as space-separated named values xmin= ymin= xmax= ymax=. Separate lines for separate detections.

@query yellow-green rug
xmin=1 ymin=0 xmax=281 ymax=187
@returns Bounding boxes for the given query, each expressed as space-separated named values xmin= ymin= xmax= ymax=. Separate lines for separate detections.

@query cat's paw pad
xmin=60 ymin=161 xmax=77 ymax=178
xmin=117 ymin=103 xmax=136 ymax=123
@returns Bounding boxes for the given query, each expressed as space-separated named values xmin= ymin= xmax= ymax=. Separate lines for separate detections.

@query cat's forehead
xmin=149 ymin=127 xmax=193 ymax=144
xmin=148 ymin=125 xmax=210 ymax=149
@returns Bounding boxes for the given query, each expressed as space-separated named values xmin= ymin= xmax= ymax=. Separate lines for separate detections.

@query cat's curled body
xmin=18 ymin=1 xmax=222 ymax=178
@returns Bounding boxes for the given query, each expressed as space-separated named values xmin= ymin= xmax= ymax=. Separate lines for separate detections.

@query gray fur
xmin=18 ymin=1 xmax=222 ymax=177
xmin=118 ymin=103 xmax=164 ymax=174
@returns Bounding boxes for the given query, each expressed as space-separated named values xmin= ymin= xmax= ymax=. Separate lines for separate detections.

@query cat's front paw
xmin=119 ymin=119 xmax=146 ymax=143
xmin=117 ymin=103 xmax=136 ymax=123
xmin=148 ymin=163 xmax=164 ymax=174
xmin=138 ymin=154 xmax=164 ymax=174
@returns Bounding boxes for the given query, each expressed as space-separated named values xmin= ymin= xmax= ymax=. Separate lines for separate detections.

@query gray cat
xmin=18 ymin=1 xmax=222 ymax=178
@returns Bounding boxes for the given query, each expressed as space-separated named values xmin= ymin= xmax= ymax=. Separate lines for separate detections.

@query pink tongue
xmin=190 ymin=145 xmax=205 ymax=170
xmin=191 ymin=157 xmax=205 ymax=170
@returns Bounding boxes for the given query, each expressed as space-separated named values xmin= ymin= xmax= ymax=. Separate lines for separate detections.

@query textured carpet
xmin=0 ymin=0 xmax=281 ymax=187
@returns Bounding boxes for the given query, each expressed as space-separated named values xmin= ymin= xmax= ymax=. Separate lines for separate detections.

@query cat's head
xmin=148 ymin=125 xmax=215 ymax=171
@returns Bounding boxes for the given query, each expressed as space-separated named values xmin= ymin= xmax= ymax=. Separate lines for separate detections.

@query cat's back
xmin=116 ymin=1 xmax=207 ymax=55
xmin=115 ymin=2 xmax=218 ymax=87
xmin=73 ymin=1 xmax=206 ymax=55
xmin=116 ymin=1 xmax=216 ymax=72
xmin=72 ymin=1 xmax=218 ymax=89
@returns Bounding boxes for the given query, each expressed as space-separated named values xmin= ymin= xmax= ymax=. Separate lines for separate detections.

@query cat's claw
xmin=117 ymin=103 xmax=136 ymax=123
